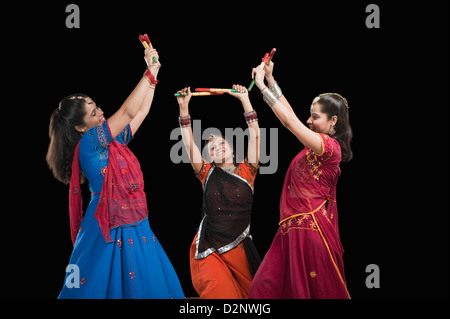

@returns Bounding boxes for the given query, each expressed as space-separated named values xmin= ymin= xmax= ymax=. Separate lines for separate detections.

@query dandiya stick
xmin=139 ymin=34 xmax=157 ymax=63
xmin=195 ymin=88 xmax=239 ymax=93
xmin=139 ymin=34 xmax=153 ymax=49
xmin=266 ymin=48 xmax=277 ymax=64
xmin=174 ymin=92 xmax=225 ymax=97
xmin=248 ymin=52 xmax=270 ymax=91
xmin=140 ymin=37 xmax=150 ymax=49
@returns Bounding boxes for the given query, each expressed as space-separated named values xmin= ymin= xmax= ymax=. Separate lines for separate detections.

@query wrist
xmin=179 ymin=108 xmax=189 ymax=117
xmin=255 ymin=80 xmax=265 ymax=90
xmin=270 ymin=81 xmax=283 ymax=99
xmin=266 ymin=75 xmax=276 ymax=87
xmin=262 ymin=82 xmax=282 ymax=108
xmin=148 ymin=65 xmax=159 ymax=78
xmin=244 ymin=109 xmax=258 ymax=124
xmin=238 ymin=94 xmax=250 ymax=103
xmin=259 ymin=85 xmax=268 ymax=93
xmin=144 ymin=69 xmax=158 ymax=87
xmin=178 ymin=114 xmax=191 ymax=128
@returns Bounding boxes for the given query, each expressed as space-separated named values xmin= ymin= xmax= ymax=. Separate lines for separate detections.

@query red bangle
xmin=178 ymin=115 xmax=191 ymax=127
xmin=144 ymin=69 xmax=158 ymax=85
xmin=244 ymin=110 xmax=258 ymax=124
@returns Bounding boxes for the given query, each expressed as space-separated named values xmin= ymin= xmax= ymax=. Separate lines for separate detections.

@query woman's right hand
xmin=176 ymin=87 xmax=192 ymax=114
xmin=144 ymin=48 xmax=161 ymax=78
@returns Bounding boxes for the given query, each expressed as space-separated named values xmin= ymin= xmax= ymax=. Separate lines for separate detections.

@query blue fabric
xmin=58 ymin=121 xmax=184 ymax=299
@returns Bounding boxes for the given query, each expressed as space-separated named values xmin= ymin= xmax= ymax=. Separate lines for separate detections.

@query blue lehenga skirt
xmin=58 ymin=194 xmax=185 ymax=299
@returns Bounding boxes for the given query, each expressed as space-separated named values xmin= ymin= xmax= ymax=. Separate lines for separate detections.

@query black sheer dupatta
xmin=196 ymin=166 xmax=261 ymax=275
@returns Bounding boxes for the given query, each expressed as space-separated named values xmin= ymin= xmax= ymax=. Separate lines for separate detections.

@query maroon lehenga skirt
xmin=249 ymin=206 xmax=350 ymax=299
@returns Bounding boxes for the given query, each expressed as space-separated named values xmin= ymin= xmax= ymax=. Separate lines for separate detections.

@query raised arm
xmin=176 ymin=87 xmax=204 ymax=173
xmin=107 ymin=48 xmax=160 ymax=138
xmin=252 ymin=65 xmax=323 ymax=155
xmin=129 ymin=48 xmax=161 ymax=135
xmin=264 ymin=61 xmax=294 ymax=114
xmin=227 ymin=84 xmax=260 ymax=168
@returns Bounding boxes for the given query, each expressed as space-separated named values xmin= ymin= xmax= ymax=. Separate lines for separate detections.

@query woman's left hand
xmin=227 ymin=84 xmax=249 ymax=101
xmin=144 ymin=48 xmax=161 ymax=78
xmin=251 ymin=65 xmax=266 ymax=90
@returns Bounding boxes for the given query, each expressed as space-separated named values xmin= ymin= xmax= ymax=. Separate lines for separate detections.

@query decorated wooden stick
xmin=174 ymin=92 xmax=225 ymax=97
xmin=248 ymin=52 xmax=270 ymax=91
xmin=195 ymin=88 xmax=239 ymax=93
xmin=139 ymin=34 xmax=153 ymax=49
xmin=267 ymin=48 xmax=277 ymax=64
xmin=139 ymin=34 xmax=157 ymax=63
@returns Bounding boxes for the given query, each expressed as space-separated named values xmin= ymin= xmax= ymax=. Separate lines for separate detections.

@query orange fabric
xmin=189 ymin=233 xmax=253 ymax=299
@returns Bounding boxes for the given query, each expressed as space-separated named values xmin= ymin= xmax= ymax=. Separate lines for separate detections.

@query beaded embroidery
xmin=305 ymin=150 xmax=323 ymax=182
xmin=280 ymin=214 xmax=318 ymax=235
xmin=97 ymin=123 xmax=110 ymax=148
xmin=304 ymin=134 xmax=334 ymax=182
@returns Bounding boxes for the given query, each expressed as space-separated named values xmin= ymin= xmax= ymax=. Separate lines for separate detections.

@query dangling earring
xmin=328 ymin=125 xmax=336 ymax=136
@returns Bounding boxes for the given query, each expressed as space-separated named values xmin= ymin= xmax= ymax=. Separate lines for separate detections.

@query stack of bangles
xmin=178 ymin=115 xmax=191 ymax=128
xmin=244 ymin=110 xmax=258 ymax=124
xmin=261 ymin=82 xmax=283 ymax=108
xmin=144 ymin=68 xmax=158 ymax=89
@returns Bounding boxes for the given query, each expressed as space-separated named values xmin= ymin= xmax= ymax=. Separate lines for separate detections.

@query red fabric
xmin=279 ymin=133 xmax=340 ymax=224
xmin=69 ymin=140 xmax=148 ymax=245
xmin=95 ymin=140 xmax=148 ymax=242
xmin=249 ymin=134 xmax=350 ymax=299
xmin=249 ymin=212 xmax=349 ymax=298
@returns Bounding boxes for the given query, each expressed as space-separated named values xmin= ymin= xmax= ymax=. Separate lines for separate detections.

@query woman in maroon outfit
xmin=249 ymin=62 xmax=353 ymax=299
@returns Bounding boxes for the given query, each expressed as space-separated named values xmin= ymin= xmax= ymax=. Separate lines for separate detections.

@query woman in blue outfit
xmin=46 ymin=47 xmax=184 ymax=299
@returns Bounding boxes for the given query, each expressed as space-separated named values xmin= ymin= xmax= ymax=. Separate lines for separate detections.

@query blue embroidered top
xmin=79 ymin=120 xmax=132 ymax=194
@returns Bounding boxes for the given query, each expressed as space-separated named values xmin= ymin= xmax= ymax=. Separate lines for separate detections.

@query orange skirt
xmin=189 ymin=233 xmax=253 ymax=299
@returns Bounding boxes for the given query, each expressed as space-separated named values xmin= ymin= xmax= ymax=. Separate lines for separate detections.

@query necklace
xmin=221 ymin=164 xmax=236 ymax=174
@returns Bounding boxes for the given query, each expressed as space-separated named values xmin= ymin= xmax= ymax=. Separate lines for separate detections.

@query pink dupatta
xmin=69 ymin=140 xmax=148 ymax=245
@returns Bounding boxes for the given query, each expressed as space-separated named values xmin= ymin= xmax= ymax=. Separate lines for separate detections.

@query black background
xmin=2 ymin=0 xmax=448 ymax=305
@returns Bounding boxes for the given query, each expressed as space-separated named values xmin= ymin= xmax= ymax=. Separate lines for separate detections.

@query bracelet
xmin=244 ymin=110 xmax=258 ymax=124
xmin=269 ymin=82 xmax=283 ymax=100
xmin=262 ymin=89 xmax=279 ymax=108
xmin=144 ymin=69 xmax=158 ymax=85
xmin=145 ymin=79 xmax=156 ymax=90
xmin=178 ymin=115 xmax=191 ymax=128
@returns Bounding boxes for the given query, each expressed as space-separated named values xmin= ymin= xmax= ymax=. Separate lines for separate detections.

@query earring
xmin=328 ymin=125 xmax=336 ymax=136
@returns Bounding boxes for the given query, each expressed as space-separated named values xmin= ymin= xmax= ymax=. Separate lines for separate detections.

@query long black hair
xmin=46 ymin=94 xmax=89 ymax=184
xmin=316 ymin=93 xmax=353 ymax=162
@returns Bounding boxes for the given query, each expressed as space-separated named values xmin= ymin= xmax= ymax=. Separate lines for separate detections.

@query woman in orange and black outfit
xmin=176 ymin=85 xmax=261 ymax=299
